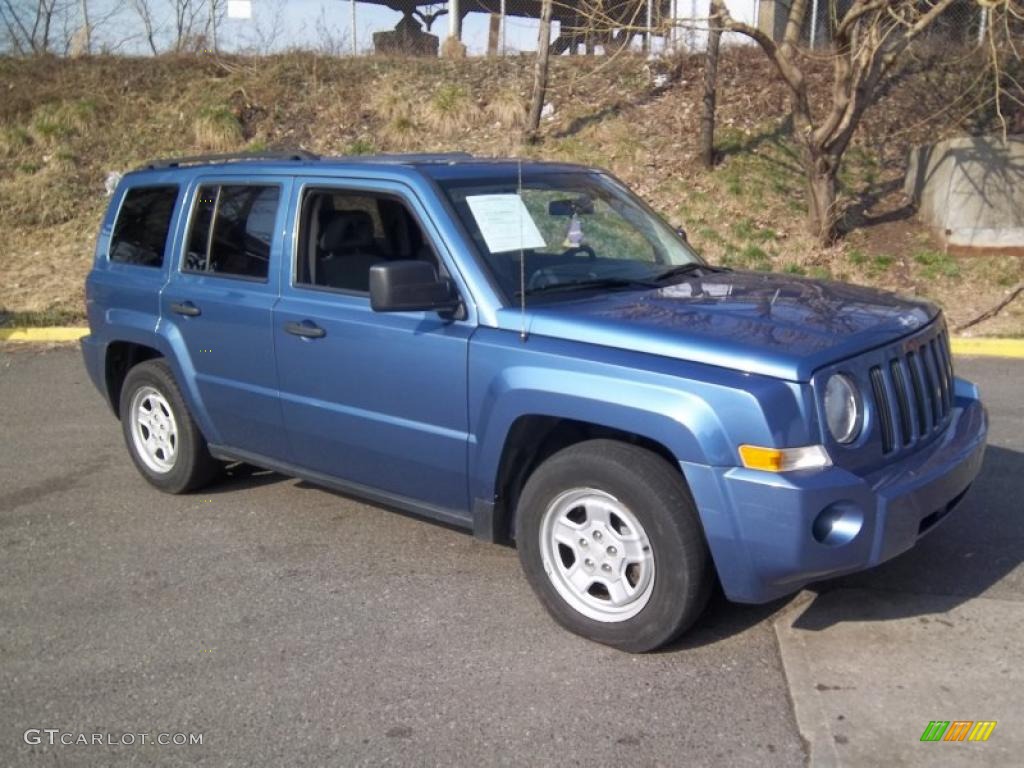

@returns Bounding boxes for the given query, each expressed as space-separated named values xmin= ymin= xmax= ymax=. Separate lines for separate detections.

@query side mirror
xmin=369 ymin=261 xmax=461 ymax=314
xmin=674 ymin=225 xmax=689 ymax=242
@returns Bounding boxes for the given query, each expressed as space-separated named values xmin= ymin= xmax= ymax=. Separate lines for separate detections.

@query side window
xmin=184 ymin=184 xmax=280 ymax=280
xmin=109 ymin=185 xmax=179 ymax=267
xmin=294 ymin=188 xmax=437 ymax=294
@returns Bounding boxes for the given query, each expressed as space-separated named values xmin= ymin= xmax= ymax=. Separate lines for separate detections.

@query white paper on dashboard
xmin=465 ymin=194 xmax=547 ymax=254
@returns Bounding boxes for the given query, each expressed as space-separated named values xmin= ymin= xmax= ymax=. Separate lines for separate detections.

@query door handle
xmin=170 ymin=301 xmax=201 ymax=317
xmin=284 ymin=320 xmax=326 ymax=339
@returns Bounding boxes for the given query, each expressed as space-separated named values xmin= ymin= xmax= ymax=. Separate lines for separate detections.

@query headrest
xmin=320 ymin=210 xmax=375 ymax=253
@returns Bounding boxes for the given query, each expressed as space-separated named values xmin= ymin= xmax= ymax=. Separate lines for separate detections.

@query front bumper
xmin=683 ymin=378 xmax=987 ymax=603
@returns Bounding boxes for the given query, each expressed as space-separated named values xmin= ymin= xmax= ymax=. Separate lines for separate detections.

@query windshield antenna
xmin=518 ymin=156 xmax=528 ymax=342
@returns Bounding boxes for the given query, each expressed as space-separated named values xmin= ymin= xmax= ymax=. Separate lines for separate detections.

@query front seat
xmin=317 ymin=210 xmax=383 ymax=292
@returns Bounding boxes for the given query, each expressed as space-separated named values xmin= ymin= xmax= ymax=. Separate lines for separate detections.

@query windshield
xmin=437 ymin=171 xmax=702 ymax=303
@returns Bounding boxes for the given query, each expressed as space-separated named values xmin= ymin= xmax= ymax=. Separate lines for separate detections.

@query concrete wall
xmin=905 ymin=135 xmax=1024 ymax=254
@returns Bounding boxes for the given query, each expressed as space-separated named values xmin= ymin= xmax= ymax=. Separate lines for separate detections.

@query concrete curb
xmin=2 ymin=328 xmax=1024 ymax=357
xmin=0 ymin=327 xmax=89 ymax=342
xmin=774 ymin=588 xmax=1023 ymax=767
xmin=772 ymin=591 xmax=840 ymax=768
xmin=949 ymin=338 xmax=1024 ymax=358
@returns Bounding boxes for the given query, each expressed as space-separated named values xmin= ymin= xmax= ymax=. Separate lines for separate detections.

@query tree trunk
xmin=209 ymin=0 xmax=218 ymax=52
xmin=526 ymin=0 xmax=553 ymax=142
xmin=80 ymin=0 xmax=91 ymax=54
xmin=804 ymin=149 xmax=840 ymax=245
xmin=699 ymin=1 xmax=723 ymax=168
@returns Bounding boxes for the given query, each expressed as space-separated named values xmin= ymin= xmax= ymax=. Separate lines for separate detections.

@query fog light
xmin=812 ymin=503 xmax=863 ymax=547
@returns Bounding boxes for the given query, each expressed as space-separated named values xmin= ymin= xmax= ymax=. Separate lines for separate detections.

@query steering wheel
xmin=561 ymin=245 xmax=596 ymax=260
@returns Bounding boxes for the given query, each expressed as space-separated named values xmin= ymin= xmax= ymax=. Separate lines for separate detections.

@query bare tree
xmin=129 ymin=0 xmax=161 ymax=55
xmin=241 ymin=0 xmax=285 ymax=54
xmin=0 ymin=0 xmax=32 ymax=52
xmin=86 ymin=1 xmax=129 ymax=53
xmin=76 ymin=0 xmax=88 ymax=52
xmin=1 ymin=0 xmax=71 ymax=54
xmin=714 ymin=0 xmax=1024 ymax=244
xmin=526 ymin=0 xmax=554 ymax=141
xmin=171 ymin=0 xmax=206 ymax=52
xmin=698 ymin=0 xmax=723 ymax=168
xmin=206 ymin=0 xmax=227 ymax=52
xmin=314 ymin=4 xmax=350 ymax=55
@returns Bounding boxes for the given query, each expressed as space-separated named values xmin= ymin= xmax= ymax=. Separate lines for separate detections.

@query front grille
xmin=868 ymin=328 xmax=954 ymax=454
xmin=870 ymin=367 xmax=895 ymax=453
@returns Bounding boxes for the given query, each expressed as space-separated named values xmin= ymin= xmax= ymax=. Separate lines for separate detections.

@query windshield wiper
xmin=652 ymin=263 xmax=731 ymax=282
xmin=517 ymin=277 xmax=659 ymax=297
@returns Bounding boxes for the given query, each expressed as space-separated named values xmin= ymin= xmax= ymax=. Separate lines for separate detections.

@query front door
xmin=273 ymin=179 xmax=473 ymax=518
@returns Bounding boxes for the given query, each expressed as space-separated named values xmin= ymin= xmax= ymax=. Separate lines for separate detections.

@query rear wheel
xmin=119 ymin=359 xmax=219 ymax=494
xmin=516 ymin=439 xmax=712 ymax=652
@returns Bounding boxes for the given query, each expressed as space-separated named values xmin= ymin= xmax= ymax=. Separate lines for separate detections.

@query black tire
xmin=515 ymin=439 xmax=712 ymax=652
xmin=119 ymin=359 xmax=220 ymax=494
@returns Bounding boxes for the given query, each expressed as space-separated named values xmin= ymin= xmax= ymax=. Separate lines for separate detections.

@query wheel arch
xmin=98 ymin=322 xmax=219 ymax=444
xmin=476 ymin=412 xmax=709 ymax=546
xmin=104 ymin=340 xmax=163 ymax=418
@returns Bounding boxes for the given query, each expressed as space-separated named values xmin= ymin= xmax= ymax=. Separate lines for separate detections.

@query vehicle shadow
xmin=661 ymin=588 xmax=799 ymax=653
xmin=793 ymin=443 xmax=1023 ymax=631
xmin=200 ymin=464 xmax=474 ymax=539
xmin=200 ymin=445 xmax=1020 ymax=643
xmin=205 ymin=462 xmax=287 ymax=493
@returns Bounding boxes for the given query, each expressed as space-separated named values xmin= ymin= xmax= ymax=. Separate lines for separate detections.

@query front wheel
xmin=516 ymin=440 xmax=712 ymax=652
xmin=119 ymin=359 xmax=219 ymax=494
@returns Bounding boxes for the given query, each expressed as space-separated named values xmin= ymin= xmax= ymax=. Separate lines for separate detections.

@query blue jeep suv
xmin=81 ymin=152 xmax=987 ymax=651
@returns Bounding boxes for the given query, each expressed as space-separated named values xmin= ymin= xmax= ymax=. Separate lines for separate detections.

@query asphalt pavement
xmin=0 ymin=346 xmax=1020 ymax=767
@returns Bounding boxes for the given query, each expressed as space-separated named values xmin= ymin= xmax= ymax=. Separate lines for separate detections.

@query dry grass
xmin=26 ymin=99 xmax=98 ymax=147
xmin=0 ymin=50 xmax=1020 ymax=333
xmin=421 ymin=84 xmax=478 ymax=136
xmin=485 ymin=87 xmax=527 ymax=129
xmin=193 ymin=106 xmax=244 ymax=151
xmin=368 ymin=74 xmax=415 ymax=122
xmin=0 ymin=124 xmax=31 ymax=156
xmin=377 ymin=115 xmax=419 ymax=150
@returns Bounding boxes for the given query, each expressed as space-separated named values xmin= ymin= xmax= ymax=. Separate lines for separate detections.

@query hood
xmin=500 ymin=271 xmax=939 ymax=381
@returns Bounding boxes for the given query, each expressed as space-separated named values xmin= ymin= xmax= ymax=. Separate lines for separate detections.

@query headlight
xmin=823 ymin=373 xmax=862 ymax=444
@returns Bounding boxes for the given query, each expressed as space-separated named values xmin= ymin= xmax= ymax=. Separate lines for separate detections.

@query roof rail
xmin=142 ymin=150 xmax=319 ymax=170
xmin=362 ymin=152 xmax=475 ymax=161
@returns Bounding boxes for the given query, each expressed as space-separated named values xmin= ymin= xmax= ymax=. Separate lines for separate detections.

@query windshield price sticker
xmin=466 ymin=194 xmax=547 ymax=254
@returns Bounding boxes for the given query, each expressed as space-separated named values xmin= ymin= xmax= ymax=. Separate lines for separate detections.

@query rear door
xmin=161 ymin=175 xmax=292 ymax=459
xmin=88 ymin=182 xmax=182 ymax=337
xmin=273 ymin=177 xmax=473 ymax=518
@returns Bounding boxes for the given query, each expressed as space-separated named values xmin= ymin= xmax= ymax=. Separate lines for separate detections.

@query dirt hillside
xmin=1 ymin=50 xmax=1021 ymax=334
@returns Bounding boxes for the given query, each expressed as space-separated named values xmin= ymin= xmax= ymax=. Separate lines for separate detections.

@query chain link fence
xmin=0 ymin=0 xmax=1006 ymax=59
xmin=793 ymin=0 xmax=994 ymax=50
xmin=252 ymin=0 xmax=997 ymax=58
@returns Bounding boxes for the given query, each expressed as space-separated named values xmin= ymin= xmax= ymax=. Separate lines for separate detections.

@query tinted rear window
xmin=109 ymin=185 xmax=179 ymax=267
xmin=184 ymin=184 xmax=280 ymax=280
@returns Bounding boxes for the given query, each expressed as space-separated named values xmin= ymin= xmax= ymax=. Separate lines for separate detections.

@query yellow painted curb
xmin=0 ymin=327 xmax=88 ymax=342
xmin=949 ymin=338 xmax=1024 ymax=359
xmin=1 ymin=327 xmax=1023 ymax=358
